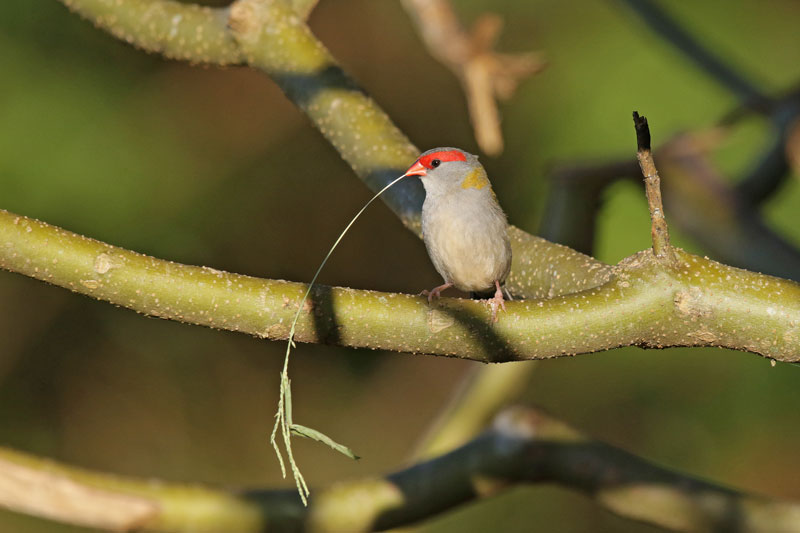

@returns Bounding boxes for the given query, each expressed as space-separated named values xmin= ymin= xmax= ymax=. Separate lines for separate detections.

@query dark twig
xmin=633 ymin=112 xmax=677 ymax=265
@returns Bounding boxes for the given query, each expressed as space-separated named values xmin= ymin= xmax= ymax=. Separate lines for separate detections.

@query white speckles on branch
xmin=80 ymin=279 xmax=100 ymax=289
xmin=169 ymin=13 xmax=182 ymax=38
xmin=2 ymin=193 xmax=800 ymax=362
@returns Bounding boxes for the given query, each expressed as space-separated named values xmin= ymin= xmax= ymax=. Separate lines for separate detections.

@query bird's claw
xmin=422 ymin=283 xmax=453 ymax=304
xmin=488 ymin=281 xmax=506 ymax=323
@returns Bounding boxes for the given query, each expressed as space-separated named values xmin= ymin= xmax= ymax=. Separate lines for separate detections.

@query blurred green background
xmin=1 ymin=0 xmax=799 ymax=531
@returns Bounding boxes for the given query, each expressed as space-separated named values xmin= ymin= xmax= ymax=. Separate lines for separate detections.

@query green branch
xmin=1 ymin=208 xmax=797 ymax=361
xmin=1 ymin=407 xmax=797 ymax=532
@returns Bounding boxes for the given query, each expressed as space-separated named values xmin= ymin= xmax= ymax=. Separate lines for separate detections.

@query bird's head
xmin=402 ymin=148 xmax=489 ymax=197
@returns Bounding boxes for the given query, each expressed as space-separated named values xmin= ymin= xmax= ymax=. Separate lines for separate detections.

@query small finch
xmin=402 ymin=148 xmax=512 ymax=321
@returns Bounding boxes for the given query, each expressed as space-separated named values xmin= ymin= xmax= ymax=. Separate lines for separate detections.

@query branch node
xmin=632 ymin=112 xmax=677 ymax=265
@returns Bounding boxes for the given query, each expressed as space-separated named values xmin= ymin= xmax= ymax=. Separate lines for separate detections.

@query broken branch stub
xmin=633 ymin=111 xmax=678 ymax=266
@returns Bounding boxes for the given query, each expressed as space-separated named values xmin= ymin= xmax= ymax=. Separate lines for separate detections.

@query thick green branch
xmin=1 ymin=407 xmax=798 ymax=532
xmin=2 ymin=209 xmax=797 ymax=361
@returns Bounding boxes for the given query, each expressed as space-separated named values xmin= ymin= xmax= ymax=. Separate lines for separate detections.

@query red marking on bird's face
xmin=403 ymin=149 xmax=466 ymax=177
xmin=418 ymin=150 xmax=466 ymax=169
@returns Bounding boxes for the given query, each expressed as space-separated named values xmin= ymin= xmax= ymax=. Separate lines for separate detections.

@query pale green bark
xmin=2 ymin=209 xmax=797 ymax=361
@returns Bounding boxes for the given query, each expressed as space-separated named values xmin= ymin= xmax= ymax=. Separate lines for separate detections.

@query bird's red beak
xmin=402 ymin=160 xmax=427 ymax=177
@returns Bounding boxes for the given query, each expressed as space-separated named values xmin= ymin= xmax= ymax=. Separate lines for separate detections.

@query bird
xmin=402 ymin=147 xmax=512 ymax=321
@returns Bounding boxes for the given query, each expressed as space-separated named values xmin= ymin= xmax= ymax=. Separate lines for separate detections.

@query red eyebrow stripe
xmin=418 ymin=150 xmax=466 ymax=169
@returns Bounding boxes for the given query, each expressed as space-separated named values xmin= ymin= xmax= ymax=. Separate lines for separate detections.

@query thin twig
xmin=633 ymin=112 xmax=678 ymax=265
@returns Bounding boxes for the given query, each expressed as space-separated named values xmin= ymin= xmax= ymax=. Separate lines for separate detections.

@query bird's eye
xmin=430 ymin=159 xmax=441 ymax=168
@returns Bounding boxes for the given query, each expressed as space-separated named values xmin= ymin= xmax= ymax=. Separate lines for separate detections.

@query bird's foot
xmin=487 ymin=280 xmax=506 ymax=323
xmin=421 ymin=282 xmax=454 ymax=304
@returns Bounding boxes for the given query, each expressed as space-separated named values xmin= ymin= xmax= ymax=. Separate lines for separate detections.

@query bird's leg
xmin=488 ymin=280 xmax=506 ymax=322
xmin=421 ymin=282 xmax=453 ymax=304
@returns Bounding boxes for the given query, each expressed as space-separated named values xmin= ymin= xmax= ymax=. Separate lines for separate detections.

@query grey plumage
xmin=411 ymin=148 xmax=512 ymax=297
